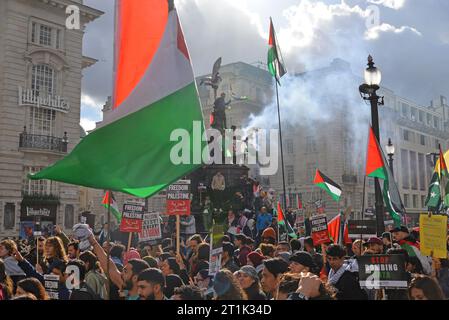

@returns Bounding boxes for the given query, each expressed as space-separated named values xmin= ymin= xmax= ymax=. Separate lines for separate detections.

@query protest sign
xmin=357 ymin=254 xmax=408 ymax=289
xmin=119 ymin=200 xmax=145 ymax=233
xmin=166 ymin=180 xmax=191 ymax=216
xmin=310 ymin=214 xmax=330 ymax=245
xmin=419 ymin=214 xmax=448 ymax=258
xmin=139 ymin=213 xmax=162 ymax=242
xmin=347 ymin=220 xmax=377 ymax=239
xmin=209 ymin=224 xmax=224 ymax=276
xmin=44 ymin=274 xmax=60 ymax=300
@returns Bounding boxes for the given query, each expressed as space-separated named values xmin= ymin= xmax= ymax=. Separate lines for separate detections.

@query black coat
xmin=333 ymin=271 xmax=368 ymax=300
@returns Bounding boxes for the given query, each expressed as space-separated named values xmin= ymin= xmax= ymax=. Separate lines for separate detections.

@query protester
xmin=24 ymin=237 xmax=45 ymax=267
xmin=0 ymin=259 xmax=13 ymax=300
xmin=436 ymin=259 xmax=449 ymax=299
xmin=247 ymin=251 xmax=265 ymax=274
xmin=236 ymin=265 xmax=266 ymax=300
xmin=287 ymin=272 xmax=334 ymax=300
xmin=259 ymin=243 xmax=276 ymax=258
xmin=67 ymin=241 xmax=80 ymax=260
xmin=180 ymin=215 xmax=196 ymax=241
xmin=290 ymin=238 xmax=302 ymax=253
xmin=0 ymin=240 xmax=26 ymax=286
xmin=193 ymin=269 xmax=213 ymax=299
xmin=325 ymin=244 xmax=367 ymax=300
xmin=136 ymin=268 xmax=167 ymax=300
xmin=190 ymin=243 xmax=210 ymax=277
xmin=221 ymin=242 xmax=239 ymax=273
xmin=303 ymin=237 xmax=324 ymax=273
xmin=275 ymin=241 xmax=291 ymax=255
xmin=363 ymin=237 xmax=384 ymax=255
xmin=234 ymin=234 xmax=251 ymax=267
xmin=172 ymin=285 xmax=203 ymax=300
xmin=277 ymin=273 xmax=300 ymax=300
xmin=256 ymin=207 xmax=272 ymax=238
xmin=409 ymin=275 xmax=445 ymax=300
xmin=15 ymin=277 xmax=48 ymax=300
xmin=164 ymin=274 xmax=184 ymax=299
xmin=261 ymin=258 xmax=289 ymax=299
xmin=261 ymin=227 xmax=276 ymax=245
xmin=213 ymin=269 xmax=247 ymax=300
xmin=289 ymin=252 xmax=317 ymax=275
xmin=79 ymin=251 xmax=108 ymax=299
xmin=142 ymin=256 xmax=158 ymax=269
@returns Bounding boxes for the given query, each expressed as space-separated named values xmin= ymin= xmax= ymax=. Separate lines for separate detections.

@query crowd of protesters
xmin=1 ymin=189 xmax=449 ymax=300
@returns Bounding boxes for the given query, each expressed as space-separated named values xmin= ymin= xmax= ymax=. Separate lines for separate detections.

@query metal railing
xmin=19 ymin=132 xmax=67 ymax=152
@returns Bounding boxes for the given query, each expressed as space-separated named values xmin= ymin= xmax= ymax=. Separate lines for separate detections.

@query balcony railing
xmin=18 ymin=86 xmax=70 ymax=113
xmin=19 ymin=132 xmax=67 ymax=153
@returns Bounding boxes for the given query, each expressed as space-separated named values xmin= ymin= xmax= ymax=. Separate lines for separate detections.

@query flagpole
xmin=361 ymin=176 xmax=366 ymax=245
xmin=275 ymin=80 xmax=288 ymax=217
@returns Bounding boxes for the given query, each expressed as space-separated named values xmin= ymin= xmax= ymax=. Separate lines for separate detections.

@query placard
xmin=139 ymin=213 xmax=162 ymax=242
xmin=119 ymin=200 xmax=145 ymax=233
xmin=167 ymin=180 xmax=191 ymax=216
xmin=44 ymin=274 xmax=60 ymax=300
xmin=419 ymin=214 xmax=448 ymax=258
xmin=310 ymin=214 xmax=330 ymax=245
xmin=347 ymin=220 xmax=377 ymax=238
xmin=209 ymin=224 xmax=224 ymax=276
xmin=357 ymin=254 xmax=408 ymax=289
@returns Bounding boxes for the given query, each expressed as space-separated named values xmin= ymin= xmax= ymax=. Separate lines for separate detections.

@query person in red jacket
xmin=234 ymin=234 xmax=251 ymax=267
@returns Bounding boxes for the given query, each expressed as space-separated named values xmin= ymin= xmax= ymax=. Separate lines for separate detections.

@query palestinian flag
xmin=365 ymin=127 xmax=405 ymax=227
xmin=398 ymin=239 xmax=431 ymax=275
xmin=29 ymin=2 xmax=205 ymax=198
xmin=102 ymin=191 xmax=122 ymax=224
xmin=267 ymin=18 xmax=286 ymax=84
xmin=366 ymin=127 xmax=387 ymax=179
xmin=327 ymin=213 xmax=350 ymax=245
xmin=313 ymin=169 xmax=342 ymax=202
xmin=438 ymin=145 xmax=449 ymax=206
xmin=277 ymin=202 xmax=297 ymax=239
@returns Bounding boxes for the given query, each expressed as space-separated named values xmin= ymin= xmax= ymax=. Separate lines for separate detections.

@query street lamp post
xmin=386 ymin=138 xmax=395 ymax=177
xmin=359 ymin=55 xmax=385 ymax=236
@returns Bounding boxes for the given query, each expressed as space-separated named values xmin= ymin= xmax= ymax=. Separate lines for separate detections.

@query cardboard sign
xmin=357 ymin=254 xmax=408 ymax=289
xmin=44 ymin=274 xmax=60 ymax=300
xmin=167 ymin=180 xmax=191 ymax=215
xmin=209 ymin=224 xmax=224 ymax=276
xmin=310 ymin=214 xmax=330 ymax=245
xmin=119 ymin=200 xmax=145 ymax=233
xmin=347 ymin=220 xmax=377 ymax=238
xmin=19 ymin=221 xmax=34 ymax=239
xmin=139 ymin=213 xmax=162 ymax=242
xmin=419 ymin=214 xmax=448 ymax=258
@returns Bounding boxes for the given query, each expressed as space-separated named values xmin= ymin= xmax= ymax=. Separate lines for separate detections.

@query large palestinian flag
xmin=29 ymin=1 xmax=205 ymax=198
xmin=313 ymin=169 xmax=342 ymax=202
xmin=267 ymin=18 xmax=286 ymax=84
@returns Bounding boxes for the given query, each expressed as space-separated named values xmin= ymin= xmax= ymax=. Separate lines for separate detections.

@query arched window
xmin=64 ymin=205 xmax=74 ymax=229
xmin=3 ymin=203 xmax=15 ymax=230
xmin=31 ymin=64 xmax=55 ymax=96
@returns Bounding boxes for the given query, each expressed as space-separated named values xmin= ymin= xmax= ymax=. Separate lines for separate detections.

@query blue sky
xmin=80 ymin=0 xmax=449 ymax=131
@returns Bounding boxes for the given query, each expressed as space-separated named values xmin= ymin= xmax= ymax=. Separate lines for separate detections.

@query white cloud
xmin=81 ymin=94 xmax=103 ymax=110
xmin=365 ymin=23 xmax=421 ymax=40
xmin=367 ymin=0 xmax=406 ymax=10
xmin=80 ymin=118 xmax=97 ymax=132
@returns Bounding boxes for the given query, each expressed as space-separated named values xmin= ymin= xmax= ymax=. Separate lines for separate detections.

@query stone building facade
xmin=0 ymin=0 xmax=102 ymax=238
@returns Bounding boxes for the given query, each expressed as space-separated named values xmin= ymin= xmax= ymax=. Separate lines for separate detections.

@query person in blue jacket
xmin=256 ymin=207 xmax=272 ymax=240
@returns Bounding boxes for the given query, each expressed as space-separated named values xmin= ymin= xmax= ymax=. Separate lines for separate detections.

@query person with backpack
xmin=65 ymin=260 xmax=102 ymax=300
xmin=79 ymin=251 xmax=108 ymax=300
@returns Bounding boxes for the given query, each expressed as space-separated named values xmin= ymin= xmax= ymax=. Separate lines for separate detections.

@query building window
xmin=367 ymin=178 xmax=375 ymax=187
xmin=29 ymin=107 xmax=56 ymax=136
xmin=306 ymin=163 xmax=317 ymax=183
xmin=418 ymin=110 xmax=424 ymax=123
xmin=434 ymin=116 xmax=439 ymax=129
xmin=421 ymin=195 xmax=426 ymax=208
xmin=262 ymin=177 xmax=270 ymax=185
xmin=411 ymin=108 xmax=416 ymax=121
xmin=403 ymin=194 xmax=409 ymax=208
xmin=22 ymin=167 xmax=58 ymax=195
xmin=367 ymin=193 xmax=375 ymax=208
xmin=64 ymin=205 xmax=74 ymax=229
xmin=412 ymin=195 xmax=418 ymax=208
xmin=410 ymin=151 xmax=418 ymax=190
xmin=286 ymin=139 xmax=294 ymax=154
xmin=305 ymin=136 xmax=317 ymax=153
xmin=401 ymin=103 xmax=409 ymax=118
xmin=427 ymin=113 xmax=432 ymax=126
xmin=420 ymin=135 xmax=426 ymax=146
xmin=29 ymin=20 xmax=63 ymax=49
xmin=286 ymin=165 xmax=294 ymax=185
xmin=435 ymin=139 xmax=440 ymax=149
xmin=418 ymin=153 xmax=426 ymax=191
xmin=32 ymin=64 xmax=55 ymax=96
xmin=3 ymin=203 xmax=15 ymax=230
xmin=403 ymin=129 xmax=409 ymax=141
xmin=401 ymin=149 xmax=409 ymax=189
